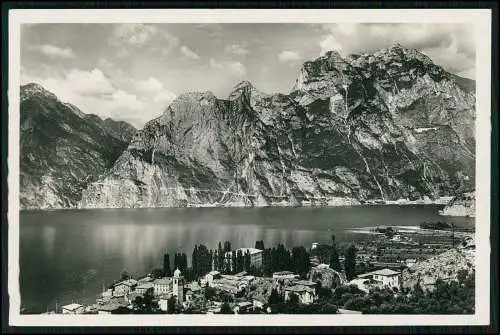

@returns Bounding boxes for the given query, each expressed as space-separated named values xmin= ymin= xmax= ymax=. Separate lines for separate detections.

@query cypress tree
xmin=329 ymin=246 xmax=342 ymax=272
xmin=163 ymin=253 xmax=171 ymax=277
xmin=344 ymin=244 xmax=357 ymax=281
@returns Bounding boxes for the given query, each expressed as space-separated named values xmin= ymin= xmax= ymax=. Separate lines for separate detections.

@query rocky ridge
xmin=402 ymin=238 xmax=475 ymax=291
xmin=76 ymin=44 xmax=475 ymax=209
xmin=439 ymin=191 xmax=476 ymax=217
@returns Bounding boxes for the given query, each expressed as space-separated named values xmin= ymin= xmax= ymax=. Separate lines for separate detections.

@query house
xmin=224 ymin=248 xmax=264 ymax=270
xmin=61 ymin=303 xmax=84 ymax=314
xmin=272 ymin=271 xmax=298 ymax=280
xmin=135 ymin=282 xmax=154 ymax=295
xmin=138 ymin=276 xmax=153 ymax=283
xmin=97 ymin=301 xmax=128 ymax=315
xmin=295 ymin=280 xmax=317 ymax=288
xmin=357 ymin=268 xmax=402 ymax=289
xmin=253 ymin=298 xmax=266 ymax=310
xmin=113 ymin=279 xmax=138 ymax=297
xmin=284 ymin=285 xmax=316 ymax=305
xmin=234 ymin=301 xmax=253 ymax=314
xmin=158 ymin=294 xmax=173 ymax=312
xmin=205 ymin=271 xmax=221 ymax=287
xmin=153 ymin=278 xmax=171 ymax=296
xmin=405 ymin=259 xmax=417 ymax=268
xmin=347 ymin=278 xmax=372 ymax=293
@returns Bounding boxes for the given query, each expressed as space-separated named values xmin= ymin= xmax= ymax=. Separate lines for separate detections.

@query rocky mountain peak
xmin=21 ymin=82 xmax=58 ymax=101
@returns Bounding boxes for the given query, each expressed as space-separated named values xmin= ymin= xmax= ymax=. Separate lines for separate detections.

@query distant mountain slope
xmin=80 ymin=43 xmax=475 ymax=209
xmin=20 ymin=83 xmax=136 ymax=209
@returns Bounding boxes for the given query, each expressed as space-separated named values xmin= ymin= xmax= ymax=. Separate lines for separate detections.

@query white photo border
xmin=7 ymin=8 xmax=492 ymax=327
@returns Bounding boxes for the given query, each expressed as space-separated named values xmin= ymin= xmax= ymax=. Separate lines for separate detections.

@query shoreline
xmin=21 ymin=197 xmax=453 ymax=212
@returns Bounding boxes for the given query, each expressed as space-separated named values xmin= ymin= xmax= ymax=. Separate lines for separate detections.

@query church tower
xmin=172 ymin=268 xmax=184 ymax=304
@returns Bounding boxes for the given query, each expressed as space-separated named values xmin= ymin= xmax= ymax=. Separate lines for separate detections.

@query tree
xmin=344 ymin=244 xmax=357 ymax=281
xmin=166 ymin=296 xmax=177 ymax=314
xmin=121 ymin=270 xmax=131 ymax=281
xmin=204 ymin=287 xmax=217 ymax=300
xmin=132 ymin=291 xmax=159 ymax=314
xmin=231 ymin=251 xmax=237 ymax=273
xmin=314 ymin=244 xmax=331 ymax=264
xmin=262 ymin=248 xmax=272 ymax=276
xmin=163 ymin=253 xmax=171 ymax=277
xmin=219 ymin=302 xmax=233 ymax=314
xmin=244 ymin=250 xmax=251 ymax=271
xmin=151 ymin=268 xmax=164 ymax=279
xmin=268 ymin=288 xmax=283 ymax=305
xmin=255 ymin=240 xmax=265 ymax=250
xmin=331 ymin=234 xmax=336 ymax=245
xmin=329 ymin=246 xmax=342 ymax=272
xmin=291 ymin=246 xmax=310 ymax=277
xmin=224 ymin=241 xmax=232 ymax=253
xmin=289 ymin=293 xmax=300 ymax=305
xmin=236 ymin=249 xmax=244 ymax=273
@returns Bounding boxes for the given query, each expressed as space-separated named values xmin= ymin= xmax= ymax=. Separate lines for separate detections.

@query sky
xmin=20 ymin=23 xmax=476 ymax=128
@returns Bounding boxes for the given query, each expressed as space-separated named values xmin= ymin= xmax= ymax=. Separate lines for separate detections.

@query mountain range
xmin=20 ymin=83 xmax=136 ymax=209
xmin=20 ymin=43 xmax=476 ymax=210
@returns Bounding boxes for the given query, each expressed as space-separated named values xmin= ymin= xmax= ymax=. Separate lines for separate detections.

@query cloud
xmin=180 ymin=45 xmax=201 ymax=60
xmin=114 ymin=23 xmax=159 ymax=45
xmin=209 ymin=59 xmax=246 ymax=76
xmin=111 ymin=23 xmax=180 ymax=58
xmin=32 ymin=44 xmax=75 ymax=58
xmin=153 ymin=90 xmax=177 ymax=105
xmin=136 ymin=77 xmax=164 ymax=92
xmin=22 ymin=67 xmax=163 ymax=128
xmin=225 ymin=44 xmax=250 ymax=55
xmin=278 ymin=50 xmax=301 ymax=63
xmin=319 ymin=35 xmax=343 ymax=55
xmin=64 ymin=69 xmax=115 ymax=96
xmin=109 ymin=90 xmax=144 ymax=110
xmin=318 ymin=23 xmax=475 ymax=79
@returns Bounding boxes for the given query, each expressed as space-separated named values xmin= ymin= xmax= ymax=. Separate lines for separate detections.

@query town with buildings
xmin=50 ymin=223 xmax=475 ymax=315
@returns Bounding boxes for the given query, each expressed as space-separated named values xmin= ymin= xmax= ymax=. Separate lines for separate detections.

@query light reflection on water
xmin=20 ymin=206 xmax=473 ymax=313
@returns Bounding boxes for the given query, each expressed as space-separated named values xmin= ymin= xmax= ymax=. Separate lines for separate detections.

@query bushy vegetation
xmin=330 ymin=271 xmax=475 ymax=314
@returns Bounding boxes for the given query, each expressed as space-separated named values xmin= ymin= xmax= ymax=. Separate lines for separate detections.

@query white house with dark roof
xmin=112 ymin=279 xmax=138 ymax=297
xmin=357 ymin=268 xmax=402 ymax=289
xmin=135 ymin=282 xmax=154 ymax=295
xmin=153 ymin=277 xmax=172 ymax=296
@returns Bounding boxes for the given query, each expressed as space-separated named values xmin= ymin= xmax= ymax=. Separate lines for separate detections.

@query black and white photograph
xmin=6 ymin=8 xmax=492 ymax=327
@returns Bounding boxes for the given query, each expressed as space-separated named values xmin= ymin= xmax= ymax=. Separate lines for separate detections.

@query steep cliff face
xmin=80 ymin=44 xmax=475 ymax=208
xmin=20 ymin=83 xmax=136 ymax=209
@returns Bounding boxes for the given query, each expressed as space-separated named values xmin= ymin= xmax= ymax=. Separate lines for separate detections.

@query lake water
xmin=19 ymin=205 xmax=473 ymax=313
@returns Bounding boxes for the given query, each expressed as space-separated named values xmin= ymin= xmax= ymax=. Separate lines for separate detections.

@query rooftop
xmin=115 ymin=279 xmax=138 ymax=287
xmin=62 ymin=303 xmax=83 ymax=311
xmin=273 ymin=271 xmax=294 ymax=276
xmin=295 ymin=280 xmax=317 ymax=286
xmin=208 ymin=271 xmax=221 ymax=276
xmin=98 ymin=302 xmax=127 ymax=312
xmin=285 ymin=285 xmax=314 ymax=293
xmin=153 ymin=278 xmax=171 ymax=285
xmin=358 ymin=268 xmax=401 ymax=278
xmin=136 ymin=282 xmax=154 ymax=289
